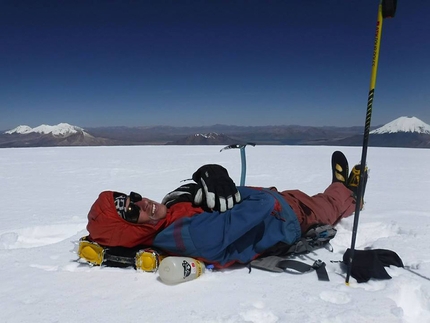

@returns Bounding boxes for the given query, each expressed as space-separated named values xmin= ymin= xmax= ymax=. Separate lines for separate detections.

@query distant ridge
xmin=166 ymin=132 xmax=237 ymax=145
xmin=1 ymin=117 xmax=430 ymax=148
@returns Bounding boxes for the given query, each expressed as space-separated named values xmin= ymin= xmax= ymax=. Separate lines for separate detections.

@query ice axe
xmin=220 ymin=143 xmax=256 ymax=186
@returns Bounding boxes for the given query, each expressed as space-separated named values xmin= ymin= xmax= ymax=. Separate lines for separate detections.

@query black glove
xmin=161 ymin=184 xmax=198 ymax=208
xmin=192 ymin=164 xmax=241 ymax=212
xmin=343 ymin=248 xmax=404 ymax=283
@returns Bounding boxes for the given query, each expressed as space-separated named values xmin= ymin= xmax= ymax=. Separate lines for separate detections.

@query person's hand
xmin=161 ymin=184 xmax=197 ymax=208
xmin=192 ymin=164 xmax=241 ymax=212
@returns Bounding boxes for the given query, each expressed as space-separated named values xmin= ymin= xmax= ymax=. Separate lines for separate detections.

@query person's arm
xmin=162 ymin=164 xmax=241 ymax=212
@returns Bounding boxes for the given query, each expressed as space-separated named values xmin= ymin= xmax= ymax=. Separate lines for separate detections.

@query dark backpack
xmin=249 ymin=224 xmax=337 ymax=281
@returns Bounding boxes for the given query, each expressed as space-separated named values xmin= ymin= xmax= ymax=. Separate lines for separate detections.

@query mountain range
xmin=1 ymin=116 xmax=430 ymax=148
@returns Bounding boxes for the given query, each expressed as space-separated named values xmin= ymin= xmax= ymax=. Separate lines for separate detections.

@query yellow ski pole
xmin=346 ymin=0 xmax=397 ymax=285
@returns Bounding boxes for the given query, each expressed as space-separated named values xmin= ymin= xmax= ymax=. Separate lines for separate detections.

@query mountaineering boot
xmin=331 ymin=151 xmax=349 ymax=185
xmin=347 ymin=164 xmax=369 ymax=209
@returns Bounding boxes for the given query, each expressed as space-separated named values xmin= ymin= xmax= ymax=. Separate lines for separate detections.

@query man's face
xmin=126 ymin=197 xmax=167 ymax=225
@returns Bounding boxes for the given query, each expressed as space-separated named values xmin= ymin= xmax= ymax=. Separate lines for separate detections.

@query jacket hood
xmin=86 ymin=191 xmax=164 ymax=247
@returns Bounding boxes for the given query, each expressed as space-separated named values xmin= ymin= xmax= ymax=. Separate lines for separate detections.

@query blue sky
xmin=1 ymin=0 xmax=429 ymax=131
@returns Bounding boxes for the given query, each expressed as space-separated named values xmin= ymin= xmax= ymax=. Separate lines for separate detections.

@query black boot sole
xmin=331 ymin=151 xmax=349 ymax=184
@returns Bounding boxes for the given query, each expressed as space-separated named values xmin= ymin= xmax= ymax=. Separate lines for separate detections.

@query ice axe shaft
xmin=220 ymin=143 xmax=256 ymax=186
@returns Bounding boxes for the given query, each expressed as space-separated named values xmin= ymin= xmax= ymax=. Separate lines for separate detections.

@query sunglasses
xmin=124 ymin=192 xmax=143 ymax=223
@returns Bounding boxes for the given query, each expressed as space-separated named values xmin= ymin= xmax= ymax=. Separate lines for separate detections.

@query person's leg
xmin=279 ymin=182 xmax=356 ymax=233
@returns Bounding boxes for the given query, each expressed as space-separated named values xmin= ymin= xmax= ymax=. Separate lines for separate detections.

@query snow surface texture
xmin=1 ymin=145 xmax=429 ymax=323
xmin=370 ymin=116 xmax=430 ymax=134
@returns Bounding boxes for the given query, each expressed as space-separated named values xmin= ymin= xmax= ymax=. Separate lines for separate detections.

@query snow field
xmin=0 ymin=145 xmax=429 ymax=322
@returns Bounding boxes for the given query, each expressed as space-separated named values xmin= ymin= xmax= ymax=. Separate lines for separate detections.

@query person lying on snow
xmin=83 ymin=151 xmax=366 ymax=269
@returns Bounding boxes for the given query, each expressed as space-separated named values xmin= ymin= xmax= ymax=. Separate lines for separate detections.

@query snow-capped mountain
xmin=329 ymin=116 xmax=430 ymax=148
xmin=4 ymin=125 xmax=33 ymax=134
xmin=5 ymin=123 xmax=87 ymax=136
xmin=1 ymin=117 xmax=429 ymax=148
xmin=370 ymin=116 xmax=430 ymax=134
xmin=0 ymin=123 xmax=122 ymax=147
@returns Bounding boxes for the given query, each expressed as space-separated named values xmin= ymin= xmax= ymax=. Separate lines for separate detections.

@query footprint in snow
xmin=319 ymin=290 xmax=351 ymax=304
xmin=390 ymin=281 xmax=430 ymax=322
xmin=0 ymin=223 xmax=86 ymax=249
xmin=239 ymin=301 xmax=279 ymax=323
